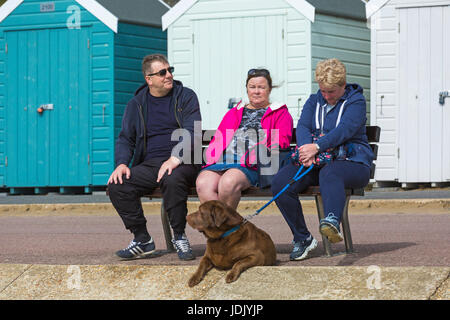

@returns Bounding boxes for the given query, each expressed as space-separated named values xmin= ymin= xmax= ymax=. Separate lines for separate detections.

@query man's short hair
xmin=142 ymin=54 xmax=169 ymax=77
xmin=315 ymin=58 xmax=346 ymax=88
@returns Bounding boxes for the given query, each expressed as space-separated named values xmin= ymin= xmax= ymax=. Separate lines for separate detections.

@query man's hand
xmin=108 ymin=164 xmax=131 ymax=184
xmin=157 ymin=156 xmax=182 ymax=182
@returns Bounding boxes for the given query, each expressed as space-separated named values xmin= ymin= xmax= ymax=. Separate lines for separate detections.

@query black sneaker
xmin=290 ymin=235 xmax=318 ymax=261
xmin=115 ymin=238 xmax=156 ymax=259
xmin=171 ymin=233 xmax=195 ymax=261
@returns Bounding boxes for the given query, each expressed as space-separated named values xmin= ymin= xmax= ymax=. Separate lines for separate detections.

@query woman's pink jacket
xmin=204 ymin=101 xmax=293 ymax=169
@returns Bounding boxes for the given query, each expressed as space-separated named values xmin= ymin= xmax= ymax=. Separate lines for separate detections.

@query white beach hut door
xmin=398 ymin=5 xmax=450 ymax=183
xmin=193 ymin=14 xmax=286 ymax=129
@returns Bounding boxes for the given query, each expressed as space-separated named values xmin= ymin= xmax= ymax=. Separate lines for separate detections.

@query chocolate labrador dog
xmin=186 ymin=200 xmax=276 ymax=287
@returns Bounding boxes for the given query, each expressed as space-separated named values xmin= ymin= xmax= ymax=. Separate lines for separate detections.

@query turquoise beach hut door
xmin=5 ymin=27 xmax=91 ymax=188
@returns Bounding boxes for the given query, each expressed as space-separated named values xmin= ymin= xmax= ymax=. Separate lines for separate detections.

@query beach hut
xmin=367 ymin=0 xmax=450 ymax=186
xmin=163 ymin=0 xmax=370 ymax=129
xmin=0 ymin=0 xmax=168 ymax=193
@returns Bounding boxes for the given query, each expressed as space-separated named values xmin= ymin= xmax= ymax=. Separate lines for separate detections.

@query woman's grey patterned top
xmin=224 ymin=106 xmax=267 ymax=163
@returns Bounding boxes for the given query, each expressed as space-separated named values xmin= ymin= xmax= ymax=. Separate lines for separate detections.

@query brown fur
xmin=186 ymin=200 xmax=276 ymax=287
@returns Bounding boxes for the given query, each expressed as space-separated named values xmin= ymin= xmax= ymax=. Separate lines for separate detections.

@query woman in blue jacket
xmin=271 ymin=58 xmax=374 ymax=261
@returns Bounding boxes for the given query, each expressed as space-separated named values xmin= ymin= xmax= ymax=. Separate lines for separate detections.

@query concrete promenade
xmin=0 ymin=189 xmax=449 ymax=301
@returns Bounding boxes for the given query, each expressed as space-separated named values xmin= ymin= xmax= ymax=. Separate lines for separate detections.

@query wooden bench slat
xmin=366 ymin=125 xmax=381 ymax=143
xmin=205 ymin=126 xmax=380 ymax=144
xmin=147 ymin=186 xmax=363 ymax=199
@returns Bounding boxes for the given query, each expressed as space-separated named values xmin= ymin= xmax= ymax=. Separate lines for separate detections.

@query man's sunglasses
xmin=248 ymin=68 xmax=270 ymax=76
xmin=147 ymin=66 xmax=174 ymax=77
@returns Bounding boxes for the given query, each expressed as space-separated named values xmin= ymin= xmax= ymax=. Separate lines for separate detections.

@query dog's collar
xmin=220 ymin=224 xmax=241 ymax=239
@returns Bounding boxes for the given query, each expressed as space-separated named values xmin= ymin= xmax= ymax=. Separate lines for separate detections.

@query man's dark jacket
xmin=115 ymin=80 xmax=202 ymax=167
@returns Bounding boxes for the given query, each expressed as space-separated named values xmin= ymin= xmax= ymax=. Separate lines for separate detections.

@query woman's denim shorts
xmin=201 ymin=163 xmax=258 ymax=187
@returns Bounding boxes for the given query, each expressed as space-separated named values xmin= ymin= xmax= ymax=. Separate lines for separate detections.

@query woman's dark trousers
xmin=271 ymin=160 xmax=370 ymax=242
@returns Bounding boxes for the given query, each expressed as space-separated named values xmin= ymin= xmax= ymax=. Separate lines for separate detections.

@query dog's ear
xmin=211 ymin=204 xmax=227 ymax=227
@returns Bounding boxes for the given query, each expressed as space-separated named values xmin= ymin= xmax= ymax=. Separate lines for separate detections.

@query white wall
xmin=167 ymin=0 xmax=311 ymax=128
xmin=370 ymin=0 xmax=450 ymax=183
xmin=370 ymin=2 xmax=398 ymax=181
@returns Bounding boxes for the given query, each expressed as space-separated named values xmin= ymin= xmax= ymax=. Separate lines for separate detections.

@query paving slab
xmin=0 ymin=264 xmax=31 ymax=292
xmin=431 ymin=275 xmax=450 ymax=300
xmin=0 ymin=264 xmax=224 ymax=300
xmin=0 ymin=264 xmax=448 ymax=300
xmin=204 ymin=266 xmax=450 ymax=300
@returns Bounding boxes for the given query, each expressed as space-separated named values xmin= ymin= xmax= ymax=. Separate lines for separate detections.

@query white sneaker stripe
xmin=130 ymin=248 xmax=140 ymax=256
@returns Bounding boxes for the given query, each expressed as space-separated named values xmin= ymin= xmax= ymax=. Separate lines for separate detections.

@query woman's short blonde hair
xmin=315 ymin=58 xmax=346 ymax=88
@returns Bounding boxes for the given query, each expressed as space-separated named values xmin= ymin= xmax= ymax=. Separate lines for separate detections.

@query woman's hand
xmin=299 ymin=144 xmax=318 ymax=167
xmin=301 ymin=157 xmax=315 ymax=167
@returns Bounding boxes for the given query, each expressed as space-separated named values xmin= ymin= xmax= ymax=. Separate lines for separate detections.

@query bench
xmin=150 ymin=125 xmax=381 ymax=257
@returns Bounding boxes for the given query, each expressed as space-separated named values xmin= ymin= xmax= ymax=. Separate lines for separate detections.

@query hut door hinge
xmin=87 ymin=39 xmax=90 ymax=49
xmin=87 ymin=154 xmax=90 ymax=165
xmin=398 ymin=23 xmax=400 ymax=33
xmin=5 ymin=42 xmax=7 ymax=54
xmin=282 ymin=29 xmax=285 ymax=40
xmin=5 ymin=156 xmax=7 ymax=167
xmin=192 ymin=34 xmax=194 ymax=44
xmin=397 ymin=148 xmax=400 ymax=159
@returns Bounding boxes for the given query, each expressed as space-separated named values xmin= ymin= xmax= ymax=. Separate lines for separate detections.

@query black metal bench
xmin=149 ymin=126 xmax=381 ymax=257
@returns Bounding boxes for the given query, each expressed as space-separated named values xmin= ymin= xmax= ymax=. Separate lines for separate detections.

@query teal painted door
xmin=5 ymin=27 xmax=91 ymax=187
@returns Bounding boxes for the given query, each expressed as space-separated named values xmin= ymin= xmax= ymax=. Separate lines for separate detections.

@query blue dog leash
xmin=220 ymin=164 xmax=314 ymax=239
xmin=243 ymin=164 xmax=315 ymax=223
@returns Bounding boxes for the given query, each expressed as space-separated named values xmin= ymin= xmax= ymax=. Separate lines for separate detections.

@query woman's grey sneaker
xmin=290 ymin=235 xmax=318 ymax=261
xmin=172 ymin=233 xmax=195 ymax=261
xmin=319 ymin=213 xmax=344 ymax=243
xmin=116 ymin=238 xmax=156 ymax=259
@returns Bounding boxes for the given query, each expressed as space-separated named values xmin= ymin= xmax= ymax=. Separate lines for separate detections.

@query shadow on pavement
xmin=337 ymin=242 xmax=417 ymax=266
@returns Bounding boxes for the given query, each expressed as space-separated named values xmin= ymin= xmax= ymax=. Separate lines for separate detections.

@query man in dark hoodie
xmin=271 ymin=58 xmax=374 ymax=261
xmin=108 ymin=54 xmax=201 ymax=261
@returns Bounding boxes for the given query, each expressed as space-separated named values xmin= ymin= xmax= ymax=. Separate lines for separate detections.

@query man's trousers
xmin=108 ymin=158 xmax=199 ymax=239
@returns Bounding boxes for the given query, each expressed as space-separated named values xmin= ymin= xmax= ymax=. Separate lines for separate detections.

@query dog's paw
xmin=225 ymin=271 xmax=240 ymax=283
xmin=188 ymin=275 xmax=202 ymax=287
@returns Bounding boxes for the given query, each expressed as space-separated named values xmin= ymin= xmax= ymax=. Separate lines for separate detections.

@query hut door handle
xmin=439 ymin=91 xmax=449 ymax=105
xmin=37 ymin=103 xmax=54 ymax=114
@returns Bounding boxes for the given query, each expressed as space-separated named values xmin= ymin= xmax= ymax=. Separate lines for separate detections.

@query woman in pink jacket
xmin=196 ymin=69 xmax=293 ymax=209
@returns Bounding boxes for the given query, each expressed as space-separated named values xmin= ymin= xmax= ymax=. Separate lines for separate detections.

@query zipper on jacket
xmin=174 ymin=98 xmax=182 ymax=128
xmin=321 ymin=104 xmax=326 ymax=134
xmin=138 ymin=103 xmax=147 ymax=153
